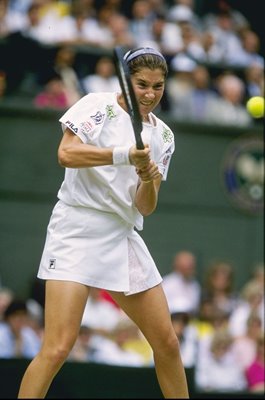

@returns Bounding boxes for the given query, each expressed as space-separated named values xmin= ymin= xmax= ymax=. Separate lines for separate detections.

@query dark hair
xmin=125 ymin=47 xmax=168 ymax=78
xmin=4 ymin=299 xmax=28 ymax=320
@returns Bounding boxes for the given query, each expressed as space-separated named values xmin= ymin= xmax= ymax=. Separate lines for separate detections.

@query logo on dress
xmin=221 ymin=134 xmax=264 ymax=215
xmin=49 ymin=259 xmax=56 ymax=269
xmin=65 ymin=120 xmax=78 ymax=133
xmin=162 ymin=127 xmax=174 ymax=143
xmin=90 ymin=111 xmax=105 ymax=125
xmin=80 ymin=120 xmax=95 ymax=136
xmin=106 ymin=104 xmax=116 ymax=120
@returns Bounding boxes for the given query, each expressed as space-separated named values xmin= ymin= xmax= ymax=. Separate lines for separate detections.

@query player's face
xmin=131 ymin=68 xmax=165 ymax=118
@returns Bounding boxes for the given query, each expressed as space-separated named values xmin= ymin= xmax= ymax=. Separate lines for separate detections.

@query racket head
xmin=113 ymin=46 xmax=144 ymax=150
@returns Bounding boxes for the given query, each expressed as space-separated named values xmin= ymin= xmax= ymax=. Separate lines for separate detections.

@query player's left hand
xmin=136 ymin=161 xmax=160 ymax=183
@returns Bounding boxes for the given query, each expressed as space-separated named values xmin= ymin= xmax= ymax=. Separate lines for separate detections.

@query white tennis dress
xmin=37 ymin=92 xmax=175 ymax=295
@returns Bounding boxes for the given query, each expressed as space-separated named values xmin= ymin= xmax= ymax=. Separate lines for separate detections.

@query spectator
xmin=202 ymin=260 xmax=238 ymax=316
xmin=81 ymin=56 xmax=120 ymax=94
xmin=38 ymin=45 xmax=83 ymax=105
xmin=228 ymin=280 xmax=264 ymax=338
xmin=150 ymin=12 xmax=183 ymax=56
xmin=168 ymin=64 xmax=219 ymax=123
xmin=229 ymin=29 xmax=264 ymax=69
xmin=202 ymin=9 xmax=245 ymax=66
xmin=81 ymin=287 xmax=122 ymax=335
xmin=129 ymin=0 xmax=156 ymax=48
xmin=162 ymin=250 xmax=201 ymax=316
xmin=0 ymin=286 xmax=14 ymax=321
xmin=232 ymin=312 xmax=263 ymax=370
xmin=195 ymin=329 xmax=247 ymax=393
xmin=166 ymin=52 xmax=197 ymax=117
xmin=209 ymin=72 xmax=252 ymax=126
xmin=33 ymin=74 xmax=70 ymax=110
xmin=171 ymin=311 xmax=198 ymax=368
xmin=0 ymin=0 xmax=28 ymax=38
xmin=107 ymin=12 xmax=135 ymax=48
xmin=0 ymin=299 xmax=41 ymax=358
xmin=68 ymin=325 xmax=94 ymax=362
xmin=244 ymin=62 xmax=264 ymax=99
xmin=245 ymin=333 xmax=265 ymax=393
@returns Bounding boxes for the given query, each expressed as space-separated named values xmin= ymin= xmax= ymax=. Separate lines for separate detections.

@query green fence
xmin=1 ymin=358 xmax=263 ymax=399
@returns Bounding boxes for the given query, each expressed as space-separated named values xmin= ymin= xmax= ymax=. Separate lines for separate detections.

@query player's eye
xmin=154 ymin=84 xmax=164 ymax=90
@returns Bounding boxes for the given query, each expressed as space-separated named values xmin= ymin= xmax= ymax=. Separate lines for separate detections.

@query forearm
xmin=58 ymin=128 xmax=113 ymax=168
xmin=58 ymin=142 xmax=113 ymax=168
xmin=135 ymin=179 xmax=161 ymax=216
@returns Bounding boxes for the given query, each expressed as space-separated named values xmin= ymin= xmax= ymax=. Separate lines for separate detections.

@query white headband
xmin=124 ymin=47 xmax=166 ymax=63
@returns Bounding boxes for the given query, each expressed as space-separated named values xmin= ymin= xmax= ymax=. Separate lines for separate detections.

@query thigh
xmin=43 ymin=280 xmax=90 ymax=346
xmin=108 ymin=284 xmax=174 ymax=349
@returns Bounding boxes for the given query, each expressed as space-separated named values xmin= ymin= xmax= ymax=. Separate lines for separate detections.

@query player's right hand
xmin=129 ymin=144 xmax=150 ymax=170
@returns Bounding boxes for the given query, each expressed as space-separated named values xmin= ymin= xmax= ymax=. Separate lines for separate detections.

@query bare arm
xmin=135 ymin=162 xmax=162 ymax=216
xmin=58 ymin=128 xmax=113 ymax=168
xmin=58 ymin=128 xmax=151 ymax=169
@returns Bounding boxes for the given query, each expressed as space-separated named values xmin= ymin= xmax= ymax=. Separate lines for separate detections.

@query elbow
xmin=139 ymin=204 xmax=157 ymax=217
xmin=58 ymin=148 xmax=72 ymax=167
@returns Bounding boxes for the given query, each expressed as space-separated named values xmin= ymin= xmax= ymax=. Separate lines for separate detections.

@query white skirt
xmin=37 ymin=200 xmax=162 ymax=295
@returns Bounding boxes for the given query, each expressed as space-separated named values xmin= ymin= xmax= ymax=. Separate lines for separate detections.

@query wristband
xmin=113 ymin=146 xmax=131 ymax=165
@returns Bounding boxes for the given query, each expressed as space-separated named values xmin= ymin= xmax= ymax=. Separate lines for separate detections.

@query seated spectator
xmin=228 ymin=280 xmax=264 ymax=338
xmin=208 ymin=72 xmax=252 ymax=126
xmin=195 ymin=329 xmax=247 ymax=393
xmin=0 ymin=299 xmax=41 ymax=358
xmin=0 ymin=0 xmax=28 ymax=39
xmin=38 ymin=45 xmax=83 ymax=105
xmin=68 ymin=325 xmax=94 ymax=362
xmin=245 ymin=333 xmax=265 ymax=393
xmin=171 ymin=311 xmax=198 ymax=368
xmin=202 ymin=260 xmax=238 ymax=317
xmin=169 ymin=64 xmax=219 ymax=123
xmin=107 ymin=12 xmax=135 ymax=48
xmin=71 ymin=315 xmax=147 ymax=367
xmin=166 ymin=52 xmax=197 ymax=116
xmin=0 ymin=286 xmax=14 ymax=321
xmin=150 ymin=12 xmax=183 ymax=56
xmin=162 ymin=250 xmax=201 ymax=316
xmin=244 ymin=62 xmax=264 ymax=100
xmin=82 ymin=56 xmax=120 ymax=94
xmin=33 ymin=74 xmax=70 ymax=110
xmin=232 ymin=312 xmax=263 ymax=370
xmin=81 ymin=287 xmax=122 ymax=335
xmin=229 ymin=29 xmax=264 ymax=69
xmin=128 ymin=0 xmax=156 ymax=48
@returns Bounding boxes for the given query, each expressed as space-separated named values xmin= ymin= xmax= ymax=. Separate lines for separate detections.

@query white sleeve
xmin=157 ymin=123 xmax=175 ymax=181
xmin=59 ymin=93 xmax=106 ymax=144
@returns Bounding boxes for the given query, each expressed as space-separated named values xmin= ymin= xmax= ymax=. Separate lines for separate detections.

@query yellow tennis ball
xmin=246 ymin=96 xmax=264 ymax=118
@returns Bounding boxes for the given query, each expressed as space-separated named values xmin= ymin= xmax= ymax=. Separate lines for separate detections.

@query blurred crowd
xmin=0 ymin=251 xmax=264 ymax=394
xmin=0 ymin=0 xmax=264 ymax=126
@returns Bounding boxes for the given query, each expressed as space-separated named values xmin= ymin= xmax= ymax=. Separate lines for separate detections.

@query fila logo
xmin=49 ymin=259 xmax=56 ymax=269
xmin=65 ymin=120 xmax=78 ymax=133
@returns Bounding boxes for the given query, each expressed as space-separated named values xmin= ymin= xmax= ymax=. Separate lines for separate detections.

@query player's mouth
xmin=140 ymin=101 xmax=153 ymax=108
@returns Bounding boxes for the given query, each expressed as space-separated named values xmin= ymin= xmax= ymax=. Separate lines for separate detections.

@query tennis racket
xmin=113 ymin=46 xmax=144 ymax=150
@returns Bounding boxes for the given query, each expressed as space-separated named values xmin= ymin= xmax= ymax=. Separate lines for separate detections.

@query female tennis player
xmin=18 ymin=47 xmax=189 ymax=398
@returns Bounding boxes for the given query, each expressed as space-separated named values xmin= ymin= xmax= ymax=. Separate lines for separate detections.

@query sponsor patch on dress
xmin=90 ymin=111 xmax=105 ymax=125
xmin=49 ymin=259 xmax=56 ymax=269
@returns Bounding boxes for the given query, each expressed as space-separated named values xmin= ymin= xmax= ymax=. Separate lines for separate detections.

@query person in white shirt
xmin=162 ymin=250 xmax=201 ymax=316
xmin=17 ymin=47 xmax=189 ymax=399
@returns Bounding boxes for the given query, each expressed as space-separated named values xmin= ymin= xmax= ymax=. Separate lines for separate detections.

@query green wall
xmin=0 ymin=104 xmax=263 ymax=297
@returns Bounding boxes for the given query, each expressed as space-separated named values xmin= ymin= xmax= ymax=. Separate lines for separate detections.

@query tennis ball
xmin=246 ymin=96 xmax=264 ymax=118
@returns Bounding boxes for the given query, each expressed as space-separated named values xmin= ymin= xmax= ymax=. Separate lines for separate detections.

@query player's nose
xmin=144 ymin=91 xmax=155 ymax=100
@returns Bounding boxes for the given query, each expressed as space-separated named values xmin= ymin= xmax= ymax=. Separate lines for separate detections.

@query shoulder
xmin=151 ymin=113 xmax=175 ymax=145
xmin=75 ymin=92 xmax=117 ymax=107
